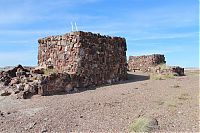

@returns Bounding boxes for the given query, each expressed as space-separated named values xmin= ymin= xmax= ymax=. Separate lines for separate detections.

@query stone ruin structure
xmin=128 ymin=54 xmax=166 ymax=72
xmin=37 ymin=31 xmax=127 ymax=95
xmin=128 ymin=54 xmax=184 ymax=76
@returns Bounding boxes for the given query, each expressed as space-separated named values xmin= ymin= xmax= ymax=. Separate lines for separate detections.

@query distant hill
xmin=185 ymin=67 xmax=200 ymax=70
xmin=0 ymin=66 xmax=15 ymax=71
xmin=0 ymin=66 xmax=35 ymax=71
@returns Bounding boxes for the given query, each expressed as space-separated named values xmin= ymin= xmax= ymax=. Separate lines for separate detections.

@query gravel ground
xmin=0 ymin=71 xmax=199 ymax=132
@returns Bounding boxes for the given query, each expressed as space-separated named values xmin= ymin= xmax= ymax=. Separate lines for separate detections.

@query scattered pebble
xmin=25 ymin=122 xmax=36 ymax=130
xmin=43 ymin=118 xmax=48 ymax=121
xmin=41 ymin=128 xmax=48 ymax=133
xmin=0 ymin=90 xmax=11 ymax=96
xmin=7 ymin=112 xmax=10 ymax=115
xmin=0 ymin=111 xmax=4 ymax=117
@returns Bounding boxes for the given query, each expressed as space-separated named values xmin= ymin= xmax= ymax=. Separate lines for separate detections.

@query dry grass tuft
xmin=172 ymin=84 xmax=180 ymax=88
xmin=129 ymin=117 xmax=158 ymax=132
xmin=44 ymin=68 xmax=57 ymax=75
xmin=178 ymin=93 xmax=189 ymax=100
xmin=185 ymin=70 xmax=199 ymax=76
xmin=150 ymin=73 xmax=175 ymax=80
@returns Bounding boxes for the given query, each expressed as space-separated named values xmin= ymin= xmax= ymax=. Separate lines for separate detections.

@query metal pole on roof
xmin=71 ymin=22 xmax=74 ymax=31
xmin=75 ymin=22 xmax=78 ymax=31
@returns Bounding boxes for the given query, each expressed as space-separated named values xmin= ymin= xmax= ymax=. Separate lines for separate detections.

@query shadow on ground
xmin=121 ymin=72 xmax=150 ymax=84
xmin=33 ymin=72 xmax=150 ymax=97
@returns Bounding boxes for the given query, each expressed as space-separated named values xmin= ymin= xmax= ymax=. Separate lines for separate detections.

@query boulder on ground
xmin=171 ymin=66 xmax=184 ymax=76
xmin=7 ymin=64 xmax=30 ymax=78
xmin=31 ymin=67 xmax=45 ymax=74
xmin=0 ymin=65 xmax=31 ymax=86
xmin=0 ymin=90 xmax=12 ymax=96
xmin=9 ymin=77 xmax=21 ymax=86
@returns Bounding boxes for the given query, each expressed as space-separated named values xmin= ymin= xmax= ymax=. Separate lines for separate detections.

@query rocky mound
xmin=0 ymin=65 xmax=42 ymax=99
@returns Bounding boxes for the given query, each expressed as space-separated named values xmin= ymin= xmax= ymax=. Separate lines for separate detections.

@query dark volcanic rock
xmin=0 ymin=90 xmax=11 ymax=96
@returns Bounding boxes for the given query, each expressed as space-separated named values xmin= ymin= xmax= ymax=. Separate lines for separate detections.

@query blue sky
xmin=0 ymin=0 xmax=199 ymax=67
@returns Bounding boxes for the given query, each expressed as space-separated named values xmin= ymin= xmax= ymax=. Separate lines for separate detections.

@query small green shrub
xmin=44 ymin=68 xmax=57 ymax=75
xmin=129 ymin=117 xmax=152 ymax=132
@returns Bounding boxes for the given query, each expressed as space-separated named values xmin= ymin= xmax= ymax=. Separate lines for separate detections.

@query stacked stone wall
xmin=128 ymin=54 xmax=184 ymax=76
xmin=38 ymin=31 xmax=127 ymax=95
xmin=128 ymin=54 xmax=166 ymax=72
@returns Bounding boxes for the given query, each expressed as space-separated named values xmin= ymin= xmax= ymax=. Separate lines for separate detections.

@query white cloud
xmin=0 ymin=0 xmax=103 ymax=25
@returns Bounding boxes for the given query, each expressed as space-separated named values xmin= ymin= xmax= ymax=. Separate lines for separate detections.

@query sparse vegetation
xmin=150 ymin=73 xmax=176 ymax=80
xmin=0 ymin=68 xmax=199 ymax=132
xmin=154 ymin=93 xmax=190 ymax=109
xmin=44 ymin=68 xmax=57 ymax=76
xmin=166 ymin=100 xmax=177 ymax=108
xmin=155 ymin=99 xmax=178 ymax=108
xmin=178 ymin=93 xmax=189 ymax=101
xmin=163 ymin=73 xmax=176 ymax=79
xmin=172 ymin=84 xmax=180 ymax=88
xmin=150 ymin=74 xmax=163 ymax=80
xmin=185 ymin=70 xmax=199 ymax=76
xmin=129 ymin=117 xmax=158 ymax=132
xmin=157 ymin=63 xmax=170 ymax=70
xmin=154 ymin=100 xmax=165 ymax=105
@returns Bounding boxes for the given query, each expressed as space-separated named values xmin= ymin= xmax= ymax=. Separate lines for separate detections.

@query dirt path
xmin=0 ymin=71 xmax=199 ymax=132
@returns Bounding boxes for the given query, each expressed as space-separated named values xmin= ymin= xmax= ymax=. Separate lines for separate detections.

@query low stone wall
xmin=128 ymin=54 xmax=184 ymax=76
xmin=128 ymin=54 xmax=166 ymax=72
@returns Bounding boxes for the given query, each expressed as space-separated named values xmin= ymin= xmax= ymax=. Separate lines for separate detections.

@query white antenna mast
xmin=74 ymin=22 xmax=78 ymax=31
xmin=71 ymin=22 xmax=74 ymax=31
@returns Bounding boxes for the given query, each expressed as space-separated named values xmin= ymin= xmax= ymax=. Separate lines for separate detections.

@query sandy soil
xmin=0 ymin=70 xmax=199 ymax=132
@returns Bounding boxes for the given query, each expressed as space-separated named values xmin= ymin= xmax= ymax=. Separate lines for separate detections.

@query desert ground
xmin=0 ymin=70 xmax=199 ymax=132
